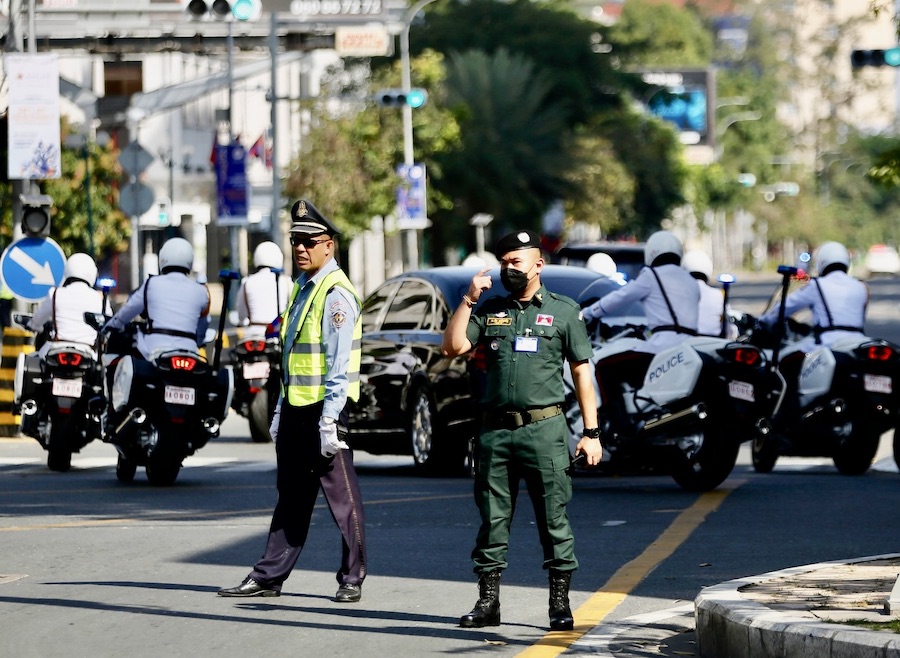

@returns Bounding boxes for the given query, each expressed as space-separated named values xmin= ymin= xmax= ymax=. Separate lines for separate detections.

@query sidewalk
xmin=695 ymin=554 xmax=900 ymax=657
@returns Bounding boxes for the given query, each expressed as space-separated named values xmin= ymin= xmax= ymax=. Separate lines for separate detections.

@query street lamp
xmin=714 ymin=111 xmax=762 ymax=161
xmin=399 ymin=0 xmax=438 ymax=270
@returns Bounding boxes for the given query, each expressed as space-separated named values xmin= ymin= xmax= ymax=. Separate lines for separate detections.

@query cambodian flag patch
xmin=535 ymin=314 xmax=554 ymax=326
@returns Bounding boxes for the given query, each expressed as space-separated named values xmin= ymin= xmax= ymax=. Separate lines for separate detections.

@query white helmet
xmin=253 ymin=241 xmax=284 ymax=269
xmin=158 ymin=237 xmax=194 ymax=272
xmin=64 ymin=253 xmax=98 ymax=286
xmin=644 ymin=230 xmax=683 ymax=266
xmin=814 ymin=241 xmax=850 ymax=275
xmin=682 ymin=250 xmax=713 ymax=280
xmin=586 ymin=252 xmax=617 ymax=277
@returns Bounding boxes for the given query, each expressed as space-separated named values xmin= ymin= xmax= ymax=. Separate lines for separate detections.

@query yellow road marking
xmin=517 ymin=478 xmax=744 ymax=658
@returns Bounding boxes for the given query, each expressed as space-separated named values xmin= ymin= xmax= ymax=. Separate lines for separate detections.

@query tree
xmin=435 ymin=48 xmax=575 ymax=237
xmin=607 ymin=0 xmax=714 ymax=68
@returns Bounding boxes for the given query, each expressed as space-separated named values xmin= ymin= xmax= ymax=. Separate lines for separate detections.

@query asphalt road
xmin=1 ymin=276 xmax=899 ymax=658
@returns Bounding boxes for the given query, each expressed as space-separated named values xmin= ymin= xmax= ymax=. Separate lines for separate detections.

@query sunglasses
xmin=290 ymin=236 xmax=331 ymax=249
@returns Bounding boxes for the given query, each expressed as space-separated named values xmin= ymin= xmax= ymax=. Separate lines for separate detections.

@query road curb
xmin=695 ymin=553 xmax=900 ymax=657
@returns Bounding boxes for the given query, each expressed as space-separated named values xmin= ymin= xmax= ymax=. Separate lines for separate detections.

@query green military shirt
xmin=466 ymin=283 xmax=593 ymax=409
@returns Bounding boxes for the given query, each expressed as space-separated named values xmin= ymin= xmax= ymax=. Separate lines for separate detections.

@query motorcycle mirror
xmin=96 ymin=277 xmax=116 ymax=291
xmin=219 ymin=269 xmax=241 ymax=281
xmin=718 ymin=273 xmax=736 ymax=285
xmin=83 ymin=312 xmax=106 ymax=331
xmin=777 ymin=265 xmax=799 ymax=277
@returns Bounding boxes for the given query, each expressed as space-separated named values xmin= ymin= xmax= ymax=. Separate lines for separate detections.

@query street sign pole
xmin=118 ymin=141 xmax=155 ymax=290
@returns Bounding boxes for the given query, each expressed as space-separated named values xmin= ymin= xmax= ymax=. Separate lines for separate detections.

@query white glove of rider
xmin=319 ymin=416 xmax=348 ymax=458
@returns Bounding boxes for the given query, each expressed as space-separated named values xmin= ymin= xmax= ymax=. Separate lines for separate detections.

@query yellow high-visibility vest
xmin=280 ymin=268 xmax=361 ymax=406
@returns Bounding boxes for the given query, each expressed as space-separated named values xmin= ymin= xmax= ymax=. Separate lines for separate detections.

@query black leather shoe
xmin=217 ymin=577 xmax=280 ymax=597
xmin=334 ymin=583 xmax=362 ymax=603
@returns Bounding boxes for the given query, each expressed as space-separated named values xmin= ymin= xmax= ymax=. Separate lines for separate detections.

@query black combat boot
xmin=459 ymin=570 xmax=501 ymax=628
xmin=548 ymin=570 xmax=574 ymax=631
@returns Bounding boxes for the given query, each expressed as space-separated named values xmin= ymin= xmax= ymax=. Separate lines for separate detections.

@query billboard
xmin=638 ymin=69 xmax=715 ymax=149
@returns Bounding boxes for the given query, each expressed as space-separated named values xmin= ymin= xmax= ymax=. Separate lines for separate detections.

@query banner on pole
xmin=6 ymin=54 xmax=61 ymax=180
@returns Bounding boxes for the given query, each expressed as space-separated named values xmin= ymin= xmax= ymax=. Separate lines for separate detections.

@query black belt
xmin=651 ymin=325 xmax=697 ymax=336
xmin=482 ymin=404 xmax=562 ymax=430
xmin=815 ymin=325 xmax=864 ymax=335
xmin=147 ymin=327 xmax=197 ymax=340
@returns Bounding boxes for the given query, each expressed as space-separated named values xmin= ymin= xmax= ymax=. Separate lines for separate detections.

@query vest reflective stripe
xmin=280 ymin=268 xmax=361 ymax=406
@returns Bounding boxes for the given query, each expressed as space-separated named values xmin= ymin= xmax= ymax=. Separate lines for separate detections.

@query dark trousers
xmin=249 ymin=402 xmax=367 ymax=589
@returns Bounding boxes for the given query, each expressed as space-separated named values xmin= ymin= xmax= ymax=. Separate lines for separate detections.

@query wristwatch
xmin=582 ymin=427 xmax=601 ymax=440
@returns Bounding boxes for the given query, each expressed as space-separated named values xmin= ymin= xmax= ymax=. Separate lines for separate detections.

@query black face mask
xmin=500 ymin=266 xmax=531 ymax=293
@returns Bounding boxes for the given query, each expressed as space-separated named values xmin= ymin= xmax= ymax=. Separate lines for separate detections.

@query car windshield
xmin=553 ymin=243 xmax=646 ymax=282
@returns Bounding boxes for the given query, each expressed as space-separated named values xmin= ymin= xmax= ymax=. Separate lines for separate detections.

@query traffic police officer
xmin=105 ymin=237 xmax=210 ymax=360
xmin=442 ymin=229 xmax=602 ymax=631
xmin=581 ymin=231 xmax=698 ymax=433
xmin=31 ymin=253 xmax=111 ymax=356
xmin=219 ymin=198 xmax=368 ymax=604
xmin=235 ymin=241 xmax=292 ymax=339
xmin=682 ymin=249 xmax=736 ymax=339
xmin=759 ymin=241 xmax=868 ymax=350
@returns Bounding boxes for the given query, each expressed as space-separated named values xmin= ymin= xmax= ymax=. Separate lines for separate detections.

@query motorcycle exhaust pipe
xmin=21 ymin=400 xmax=38 ymax=416
xmin=643 ymin=403 xmax=707 ymax=433
xmin=202 ymin=417 xmax=220 ymax=435
xmin=112 ymin=407 xmax=147 ymax=436
xmin=755 ymin=418 xmax=772 ymax=436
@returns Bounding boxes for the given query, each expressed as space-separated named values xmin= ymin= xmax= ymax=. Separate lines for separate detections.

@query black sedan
xmin=346 ymin=265 xmax=641 ymax=475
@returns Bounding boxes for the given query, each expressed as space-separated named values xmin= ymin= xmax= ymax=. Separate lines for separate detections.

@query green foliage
xmin=607 ymin=0 xmax=714 ymax=67
xmin=415 ymin=0 xmax=635 ymax=125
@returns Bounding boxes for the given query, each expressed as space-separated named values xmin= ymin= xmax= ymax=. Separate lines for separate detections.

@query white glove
xmin=319 ymin=416 xmax=348 ymax=458
xmin=268 ymin=399 xmax=282 ymax=442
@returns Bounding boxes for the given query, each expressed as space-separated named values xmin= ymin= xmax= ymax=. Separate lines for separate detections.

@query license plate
xmin=728 ymin=380 xmax=755 ymax=402
xmin=864 ymin=374 xmax=892 ymax=394
xmin=164 ymin=385 xmax=196 ymax=406
xmin=242 ymin=361 xmax=270 ymax=380
xmin=52 ymin=378 xmax=83 ymax=398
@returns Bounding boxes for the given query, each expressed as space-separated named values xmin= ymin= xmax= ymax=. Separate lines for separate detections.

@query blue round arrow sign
xmin=0 ymin=237 xmax=66 ymax=302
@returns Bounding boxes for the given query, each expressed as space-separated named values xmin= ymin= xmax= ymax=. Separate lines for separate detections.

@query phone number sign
xmin=266 ymin=0 xmax=382 ymax=16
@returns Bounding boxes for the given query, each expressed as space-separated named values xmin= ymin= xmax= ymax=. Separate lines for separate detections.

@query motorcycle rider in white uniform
xmin=759 ymin=241 xmax=868 ymax=351
xmin=30 ymin=253 xmax=111 ymax=357
xmin=582 ymin=231 xmax=699 ymax=353
xmin=682 ymin=250 xmax=738 ymax=339
xmin=104 ymin=237 xmax=210 ymax=360
xmin=235 ymin=241 xmax=291 ymax=339
xmin=582 ymin=231 xmax=699 ymax=431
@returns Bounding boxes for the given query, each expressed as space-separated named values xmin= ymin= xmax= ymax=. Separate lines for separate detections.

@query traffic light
xmin=851 ymin=48 xmax=900 ymax=68
xmin=19 ymin=194 xmax=52 ymax=238
xmin=185 ymin=0 xmax=261 ymax=21
xmin=375 ymin=88 xmax=429 ymax=109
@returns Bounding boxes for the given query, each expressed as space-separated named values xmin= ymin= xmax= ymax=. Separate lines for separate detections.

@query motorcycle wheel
xmin=248 ymin=388 xmax=272 ymax=443
xmin=671 ymin=427 xmax=740 ymax=492
xmin=751 ymin=435 xmax=779 ymax=474
xmin=46 ymin=416 xmax=72 ymax=472
xmin=832 ymin=424 xmax=880 ymax=475
xmin=145 ymin=459 xmax=181 ymax=486
xmin=116 ymin=455 xmax=137 ymax=482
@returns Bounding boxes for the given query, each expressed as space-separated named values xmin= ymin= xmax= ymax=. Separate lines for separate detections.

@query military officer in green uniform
xmin=442 ymin=229 xmax=602 ymax=632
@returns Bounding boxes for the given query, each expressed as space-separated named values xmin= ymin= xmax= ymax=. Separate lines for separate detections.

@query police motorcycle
xmin=229 ymin=324 xmax=281 ymax=442
xmin=228 ymin=266 xmax=285 ymax=443
xmin=565 ymin=277 xmax=782 ymax=492
xmin=88 ymin=270 xmax=237 ymax=485
xmin=12 ymin=277 xmax=116 ymax=472
xmin=748 ymin=263 xmax=900 ymax=475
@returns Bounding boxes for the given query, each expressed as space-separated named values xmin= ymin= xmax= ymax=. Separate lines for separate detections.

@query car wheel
xmin=409 ymin=386 xmax=467 ymax=477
